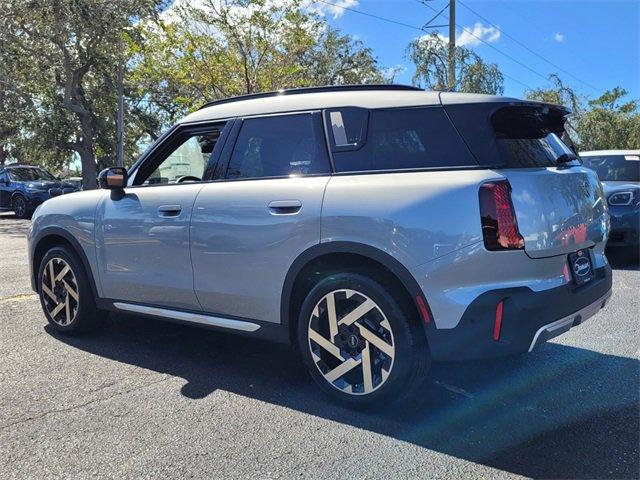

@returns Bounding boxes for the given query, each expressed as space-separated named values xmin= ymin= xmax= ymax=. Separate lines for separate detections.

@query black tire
xmin=297 ymin=272 xmax=430 ymax=408
xmin=12 ymin=195 xmax=31 ymax=219
xmin=37 ymin=245 xmax=105 ymax=334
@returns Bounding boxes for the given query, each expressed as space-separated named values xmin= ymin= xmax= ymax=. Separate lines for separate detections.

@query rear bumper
xmin=426 ymin=264 xmax=612 ymax=361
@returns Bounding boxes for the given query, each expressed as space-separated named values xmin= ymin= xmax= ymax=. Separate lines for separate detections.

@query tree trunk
xmin=79 ymin=115 xmax=97 ymax=189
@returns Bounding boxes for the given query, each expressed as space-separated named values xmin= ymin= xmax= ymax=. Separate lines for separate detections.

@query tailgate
xmin=442 ymin=100 xmax=610 ymax=258
xmin=503 ymin=166 xmax=608 ymax=258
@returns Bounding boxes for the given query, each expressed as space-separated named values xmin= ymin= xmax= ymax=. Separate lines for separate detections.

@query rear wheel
xmin=12 ymin=195 xmax=31 ymax=219
xmin=297 ymin=272 xmax=430 ymax=407
xmin=38 ymin=245 xmax=105 ymax=334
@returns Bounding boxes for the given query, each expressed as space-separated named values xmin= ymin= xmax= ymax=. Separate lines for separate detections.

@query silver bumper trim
xmin=528 ymin=289 xmax=612 ymax=352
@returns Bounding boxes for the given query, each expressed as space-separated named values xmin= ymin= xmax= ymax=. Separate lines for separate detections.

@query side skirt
xmin=114 ymin=302 xmax=260 ymax=332
xmin=99 ymin=299 xmax=290 ymax=344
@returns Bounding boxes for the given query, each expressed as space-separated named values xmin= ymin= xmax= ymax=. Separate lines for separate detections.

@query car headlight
xmin=608 ymin=191 xmax=634 ymax=206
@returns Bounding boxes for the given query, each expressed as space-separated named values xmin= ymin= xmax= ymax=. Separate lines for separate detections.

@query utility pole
xmin=448 ymin=0 xmax=456 ymax=90
xmin=116 ymin=40 xmax=124 ymax=168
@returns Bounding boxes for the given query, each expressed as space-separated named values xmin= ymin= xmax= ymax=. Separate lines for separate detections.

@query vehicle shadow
xmin=47 ymin=315 xmax=639 ymax=479
xmin=0 ymin=213 xmax=30 ymax=238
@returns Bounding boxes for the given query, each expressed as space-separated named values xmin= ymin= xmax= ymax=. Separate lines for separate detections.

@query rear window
xmin=495 ymin=133 xmax=575 ymax=168
xmin=325 ymin=107 xmax=476 ymax=172
xmin=581 ymin=155 xmax=640 ymax=182
xmin=491 ymin=105 xmax=575 ymax=168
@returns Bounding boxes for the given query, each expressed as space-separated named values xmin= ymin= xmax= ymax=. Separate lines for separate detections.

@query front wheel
xmin=297 ymin=272 xmax=430 ymax=407
xmin=38 ymin=245 xmax=105 ymax=334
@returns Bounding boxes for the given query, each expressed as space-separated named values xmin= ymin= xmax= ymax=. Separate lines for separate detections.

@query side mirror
xmin=98 ymin=167 xmax=127 ymax=190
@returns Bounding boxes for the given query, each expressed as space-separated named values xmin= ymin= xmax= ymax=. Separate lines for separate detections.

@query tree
xmin=2 ymin=0 xmax=162 ymax=187
xmin=406 ymin=32 xmax=504 ymax=94
xmin=128 ymin=0 xmax=388 ymax=134
xmin=526 ymin=77 xmax=639 ymax=150
xmin=578 ymin=88 xmax=640 ymax=150
xmin=525 ymin=74 xmax=586 ymax=140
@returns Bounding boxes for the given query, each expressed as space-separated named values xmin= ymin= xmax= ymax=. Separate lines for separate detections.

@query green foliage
xmin=128 ymin=0 xmax=387 ymax=132
xmin=525 ymin=74 xmax=586 ymax=139
xmin=1 ymin=0 xmax=164 ymax=186
xmin=579 ymin=88 xmax=640 ymax=150
xmin=526 ymin=76 xmax=639 ymax=150
xmin=406 ymin=32 xmax=504 ymax=94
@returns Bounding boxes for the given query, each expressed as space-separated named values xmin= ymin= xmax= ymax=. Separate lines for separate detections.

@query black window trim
xmin=216 ymin=109 xmax=333 ymax=183
xmin=128 ymin=120 xmax=232 ymax=188
xmin=323 ymin=107 xmax=370 ymax=153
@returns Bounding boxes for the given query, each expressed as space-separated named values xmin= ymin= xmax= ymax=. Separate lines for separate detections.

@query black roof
xmin=198 ymin=84 xmax=423 ymax=110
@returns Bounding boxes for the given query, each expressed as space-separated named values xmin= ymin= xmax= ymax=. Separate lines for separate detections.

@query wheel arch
xmin=11 ymin=190 xmax=27 ymax=201
xmin=281 ymin=242 xmax=433 ymax=346
xmin=10 ymin=191 xmax=29 ymax=207
xmin=31 ymin=227 xmax=99 ymax=299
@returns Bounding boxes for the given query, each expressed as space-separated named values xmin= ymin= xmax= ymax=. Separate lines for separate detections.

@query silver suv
xmin=28 ymin=85 xmax=612 ymax=406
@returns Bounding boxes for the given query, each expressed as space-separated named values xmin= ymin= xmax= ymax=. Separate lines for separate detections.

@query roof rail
xmin=197 ymin=84 xmax=424 ymax=110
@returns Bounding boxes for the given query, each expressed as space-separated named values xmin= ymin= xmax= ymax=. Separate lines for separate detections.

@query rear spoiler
xmin=491 ymin=104 xmax=570 ymax=139
xmin=440 ymin=98 xmax=573 ymax=167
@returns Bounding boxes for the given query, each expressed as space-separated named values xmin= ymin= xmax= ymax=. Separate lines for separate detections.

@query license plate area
xmin=568 ymin=249 xmax=594 ymax=286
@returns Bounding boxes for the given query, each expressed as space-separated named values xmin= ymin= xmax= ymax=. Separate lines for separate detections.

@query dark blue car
xmin=0 ymin=165 xmax=79 ymax=219
xmin=581 ymin=150 xmax=640 ymax=250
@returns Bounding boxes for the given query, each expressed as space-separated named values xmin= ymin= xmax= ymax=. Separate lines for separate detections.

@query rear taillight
xmin=479 ymin=181 xmax=525 ymax=251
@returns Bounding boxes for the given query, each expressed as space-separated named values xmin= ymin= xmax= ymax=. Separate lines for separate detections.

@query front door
xmin=95 ymin=123 xmax=228 ymax=310
xmin=191 ymin=112 xmax=332 ymax=324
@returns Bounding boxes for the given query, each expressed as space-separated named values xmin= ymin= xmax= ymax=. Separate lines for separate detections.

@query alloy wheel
xmin=13 ymin=197 xmax=26 ymax=218
xmin=41 ymin=257 xmax=80 ymax=326
xmin=308 ymin=289 xmax=395 ymax=395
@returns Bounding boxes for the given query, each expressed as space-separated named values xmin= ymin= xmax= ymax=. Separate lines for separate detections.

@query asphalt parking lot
xmin=0 ymin=211 xmax=638 ymax=479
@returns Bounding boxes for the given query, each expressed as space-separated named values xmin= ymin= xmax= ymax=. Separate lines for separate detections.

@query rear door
xmin=190 ymin=111 xmax=331 ymax=324
xmin=444 ymin=100 xmax=609 ymax=258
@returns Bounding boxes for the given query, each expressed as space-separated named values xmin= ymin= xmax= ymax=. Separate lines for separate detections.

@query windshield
xmin=581 ymin=155 xmax=640 ymax=182
xmin=7 ymin=167 xmax=56 ymax=182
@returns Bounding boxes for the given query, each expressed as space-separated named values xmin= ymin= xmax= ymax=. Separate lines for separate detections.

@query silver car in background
xmin=28 ymin=85 xmax=612 ymax=406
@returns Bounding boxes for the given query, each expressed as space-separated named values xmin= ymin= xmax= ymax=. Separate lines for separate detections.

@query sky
xmin=317 ymin=0 xmax=639 ymax=101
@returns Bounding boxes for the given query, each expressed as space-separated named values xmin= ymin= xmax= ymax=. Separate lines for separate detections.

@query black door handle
xmin=157 ymin=205 xmax=182 ymax=217
xmin=268 ymin=200 xmax=302 ymax=215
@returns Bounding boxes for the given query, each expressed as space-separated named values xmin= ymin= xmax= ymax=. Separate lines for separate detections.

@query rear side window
xmin=325 ymin=107 xmax=476 ymax=172
xmin=227 ymin=113 xmax=330 ymax=180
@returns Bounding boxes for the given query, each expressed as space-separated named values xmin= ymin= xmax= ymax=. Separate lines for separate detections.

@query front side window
xmin=581 ymin=155 xmax=640 ymax=182
xmin=138 ymin=127 xmax=223 ymax=186
xmin=226 ymin=113 xmax=330 ymax=180
xmin=326 ymin=107 xmax=476 ymax=172
xmin=7 ymin=167 xmax=56 ymax=181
